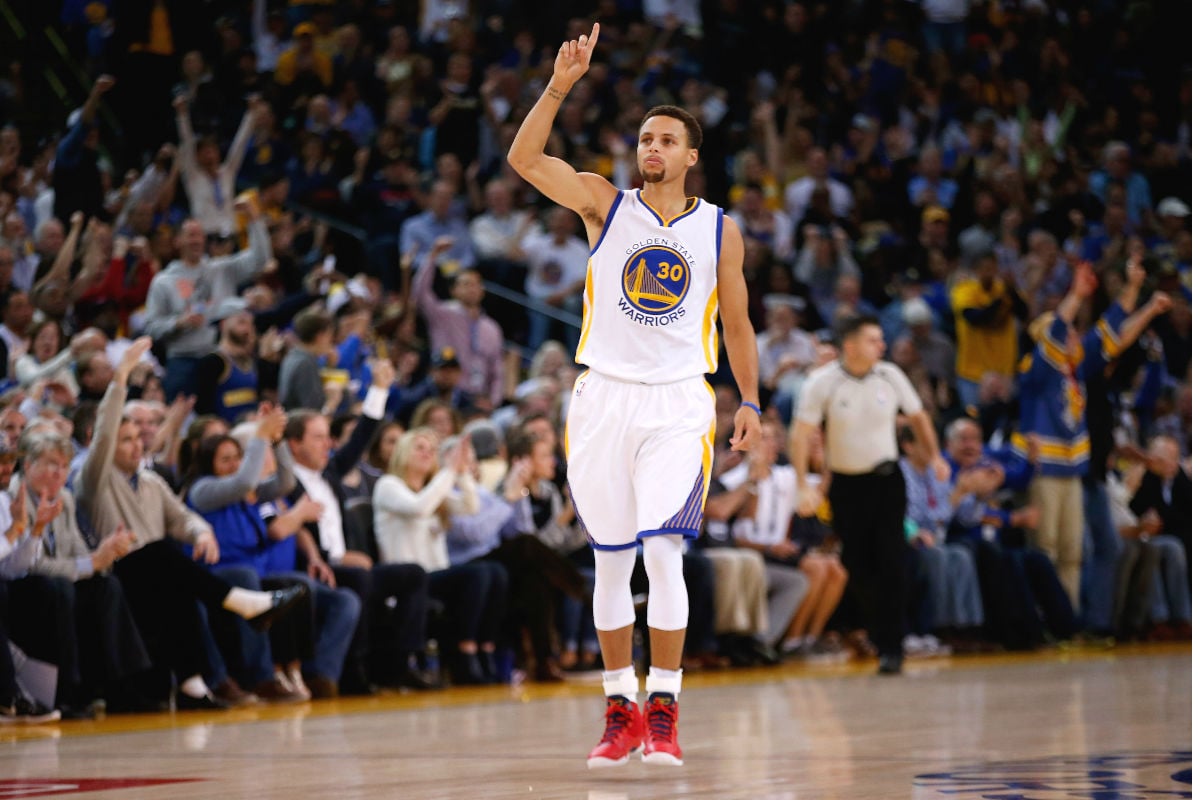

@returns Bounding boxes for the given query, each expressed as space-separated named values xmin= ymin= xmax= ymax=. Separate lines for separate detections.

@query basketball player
xmin=508 ymin=23 xmax=762 ymax=768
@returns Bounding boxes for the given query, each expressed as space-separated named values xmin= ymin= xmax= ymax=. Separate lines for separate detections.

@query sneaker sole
xmin=587 ymin=746 xmax=642 ymax=769
xmin=642 ymin=750 xmax=683 ymax=766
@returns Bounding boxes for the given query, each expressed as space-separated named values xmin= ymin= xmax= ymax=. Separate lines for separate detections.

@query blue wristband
xmin=741 ymin=401 xmax=762 ymax=415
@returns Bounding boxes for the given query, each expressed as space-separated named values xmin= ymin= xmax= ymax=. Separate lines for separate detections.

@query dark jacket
xmin=1129 ymin=469 xmax=1191 ymax=558
xmin=288 ymin=411 xmax=379 ymax=565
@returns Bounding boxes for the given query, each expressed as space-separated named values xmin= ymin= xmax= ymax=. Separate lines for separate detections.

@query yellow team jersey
xmin=950 ymin=277 xmax=1018 ymax=382
xmin=576 ymin=189 xmax=723 ymax=384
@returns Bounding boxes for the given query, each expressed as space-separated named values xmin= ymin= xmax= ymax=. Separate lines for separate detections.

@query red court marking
xmin=0 ymin=779 xmax=204 ymax=797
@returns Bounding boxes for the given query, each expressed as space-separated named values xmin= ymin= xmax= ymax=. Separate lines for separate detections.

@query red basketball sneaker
xmin=586 ymin=696 xmax=645 ymax=769
xmin=641 ymin=692 xmax=683 ymax=765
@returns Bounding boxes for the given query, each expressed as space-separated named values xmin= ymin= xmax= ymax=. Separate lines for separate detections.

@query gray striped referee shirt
xmin=795 ymin=360 xmax=924 ymax=475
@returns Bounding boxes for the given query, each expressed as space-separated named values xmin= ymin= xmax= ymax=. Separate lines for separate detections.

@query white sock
xmin=645 ymin=667 xmax=682 ymax=700
xmin=601 ymin=666 xmax=638 ymax=704
xmin=801 ymin=634 xmax=817 ymax=647
xmin=781 ymin=637 xmax=803 ymax=650
xmin=180 ymin=675 xmax=210 ymax=699
xmin=222 ymin=587 xmax=273 ymax=619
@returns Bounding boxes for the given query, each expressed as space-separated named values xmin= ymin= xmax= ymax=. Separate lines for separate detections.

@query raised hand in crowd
xmin=115 ymin=337 xmax=154 ymax=386
xmin=449 ymin=436 xmax=474 ymax=475
xmin=258 ymin=327 xmax=285 ymax=362
xmin=369 ymin=356 xmax=397 ymax=389
xmin=256 ymin=403 xmax=288 ymax=442
xmin=502 ymin=455 xmax=533 ymax=502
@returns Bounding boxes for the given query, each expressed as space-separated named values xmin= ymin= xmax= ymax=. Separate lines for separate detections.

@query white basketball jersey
xmin=576 ymin=189 xmax=724 ymax=384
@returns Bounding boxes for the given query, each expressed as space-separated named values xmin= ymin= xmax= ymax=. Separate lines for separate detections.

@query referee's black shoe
xmin=877 ymin=654 xmax=903 ymax=675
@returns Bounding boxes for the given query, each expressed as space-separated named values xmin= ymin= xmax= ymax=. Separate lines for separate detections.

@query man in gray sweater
xmin=143 ymin=195 xmax=271 ymax=401
xmin=69 ymin=337 xmax=304 ymax=709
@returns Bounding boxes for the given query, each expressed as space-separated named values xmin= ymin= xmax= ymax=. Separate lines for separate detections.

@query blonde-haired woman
xmin=373 ymin=428 xmax=506 ymax=684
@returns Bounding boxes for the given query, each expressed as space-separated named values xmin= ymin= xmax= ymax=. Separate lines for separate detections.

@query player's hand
xmin=729 ymin=405 xmax=762 ymax=452
xmin=552 ymin=22 xmax=600 ymax=87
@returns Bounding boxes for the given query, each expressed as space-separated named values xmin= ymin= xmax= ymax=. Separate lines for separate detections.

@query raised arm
xmin=76 ymin=337 xmax=152 ymax=503
xmin=187 ymin=435 xmax=271 ymax=512
xmin=715 ymin=217 xmax=762 ymax=454
xmin=375 ymin=469 xmax=457 ymax=517
xmin=173 ymin=95 xmax=198 ymax=179
xmin=329 ymin=360 xmax=394 ymax=478
xmin=35 ymin=212 xmax=85 ymax=294
xmin=57 ymin=76 xmax=114 ymax=168
xmin=223 ymin=97 xmax=262 ymax=178
xmin=506 ymin=22 xmax=617 ymax=234
xmin=215 ymin=195 xmax=270 ymax=287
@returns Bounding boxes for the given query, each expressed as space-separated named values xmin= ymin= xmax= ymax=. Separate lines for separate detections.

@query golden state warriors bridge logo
xmin=618 ymin=241 xmax=693 ymax=327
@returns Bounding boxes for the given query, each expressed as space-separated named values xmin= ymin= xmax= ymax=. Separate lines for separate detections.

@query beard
xmin=639 ymin=165 xmax=666 ymax=183
xmin=227 ymin=330 xmax=252 ymax=348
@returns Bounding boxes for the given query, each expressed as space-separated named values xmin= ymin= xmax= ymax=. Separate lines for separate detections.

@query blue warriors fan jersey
xmin=576 ymin=189 xmax=723 ymax=384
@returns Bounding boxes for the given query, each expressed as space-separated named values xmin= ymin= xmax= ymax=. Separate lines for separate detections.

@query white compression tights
xmin=592 ymin=535 xmax=689 ymax=632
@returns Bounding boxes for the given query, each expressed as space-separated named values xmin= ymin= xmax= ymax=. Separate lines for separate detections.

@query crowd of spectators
xmin=0 ymin=0 xmax=1191 ymax=720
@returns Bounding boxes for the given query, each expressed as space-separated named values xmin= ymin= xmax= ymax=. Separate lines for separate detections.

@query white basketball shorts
xmin=564 ymin=370 xmax=716 ymax=551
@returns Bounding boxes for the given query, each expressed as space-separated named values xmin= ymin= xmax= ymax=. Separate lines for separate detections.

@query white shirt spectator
xmin=469 ymin=209 xmax=534 ymax=262
xmin=292 ymin=462 xmax=346 ymax=564
xmin=520 ymin=229 xmax=589 ymax=302
xmin=719 ymin=462 xmax=798 ymax=547
xmin=175 ymin=108 xmax=255 ymax=235
xmin=251 ymin=0 xmax=288 ymax=72
xmin=784 ymin=176 xmax=854 ymax=225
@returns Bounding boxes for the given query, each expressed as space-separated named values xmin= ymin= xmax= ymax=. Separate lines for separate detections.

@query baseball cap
xmin=211 ymin=296 xmax=249 ymax=323
xmin=431 ymin=346 xmax=460 ymax=369
xmin=901 ymin=297 xmax=933 ymax=326
xmin=922 ymin=205 xmax=950 ymax=224
xmin=1157 ymin=197 xmax=1191 ymax=218
xmin=293 ymin=22 xmax=317 ymax=37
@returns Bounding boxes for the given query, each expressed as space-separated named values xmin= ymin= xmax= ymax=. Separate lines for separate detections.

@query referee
xmin=789 ymin=314 xmax=949 ymax=674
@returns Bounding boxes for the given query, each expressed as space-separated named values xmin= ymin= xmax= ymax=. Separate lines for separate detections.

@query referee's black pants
xmin=829 ymin=465 xmax=908 ymax=659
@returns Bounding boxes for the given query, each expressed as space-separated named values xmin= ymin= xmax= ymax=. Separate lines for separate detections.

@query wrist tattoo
xmin=546 ymin=86 xmax=567 ymax=102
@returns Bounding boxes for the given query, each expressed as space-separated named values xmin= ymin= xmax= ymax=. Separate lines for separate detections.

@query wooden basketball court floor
xmin=0 ymin=644 xmax=1190 ymax=799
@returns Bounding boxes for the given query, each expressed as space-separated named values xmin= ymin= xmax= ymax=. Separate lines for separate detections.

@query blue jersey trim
xmin=715 ymin=208 xmax=725 ymax=256
xmin=637 ymin=528 xmax=701 ymax=541
xmin=590 ymin=191 xmax=624 ymax=256
xmin=589 ymin=538 xmax=640 ymax=552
